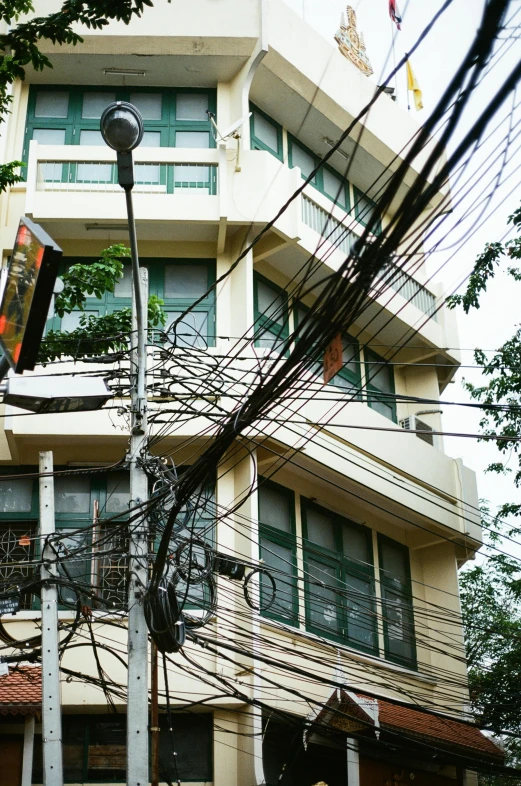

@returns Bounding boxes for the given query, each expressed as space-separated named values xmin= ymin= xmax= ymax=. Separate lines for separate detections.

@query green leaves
xmin=38 ymin=243 xmax=166 ymax=363
xmin=446 ymin=242 xmax=503 ymax=313
xmin=54 ymin=243 xmax=129 ymax=317
xmin=0 ymin=1 xmax=160 ymax=151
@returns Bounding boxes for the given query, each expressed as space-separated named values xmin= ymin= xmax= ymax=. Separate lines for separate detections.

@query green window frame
xmin=302 ymin=498 xmax=378 ymax=656
xmin=288 ymin=135 xmax=350 ymax=212
xmin=253 ymin=272 xmax=289 ymax=351
xmin=365 ymin=348 xmax=397 ymax=422
xmin=250 ymin=104 xmax=283 ymax=160
xmin=258 ymin=478 xmax=299 ymax=626
xmin=0 ymin=469 xmax=131 ymax=612
xmin=160 ymin=471 xmax=216 ymax=613
xmin=378 ymin=534 xmax=416 ymax=669
xmin=294 ymin=302 xmax=362 ymax=393
xmin=49 ymin=258 xmax=217 ymax=349
xmin=353 ymin=186 xmax=382 ymax=234
xmin=23 ymin=86 xmax=217 ymax=191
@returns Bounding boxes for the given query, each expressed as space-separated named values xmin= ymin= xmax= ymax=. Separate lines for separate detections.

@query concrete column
xmin=21 ymin=714 xmax=35 ymax=786
xmin=347 ymin=738 xmax=360 ymax=786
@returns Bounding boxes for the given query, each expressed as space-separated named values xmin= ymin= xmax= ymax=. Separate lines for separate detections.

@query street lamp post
xmin=101 ymin=102 xmax=150 ymax=786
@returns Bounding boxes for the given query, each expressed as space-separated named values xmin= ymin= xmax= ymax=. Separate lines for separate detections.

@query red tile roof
xmin=315 ymin=689 xmax=504 ymax=764
xmin=0 ymin=666 xmax=41 ymax=715
xmin=376 ymin=694 xmax=503 ymax=762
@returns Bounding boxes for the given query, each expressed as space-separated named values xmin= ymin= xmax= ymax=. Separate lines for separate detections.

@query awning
xmin=311 ymin=689 xmax=510 ymax=775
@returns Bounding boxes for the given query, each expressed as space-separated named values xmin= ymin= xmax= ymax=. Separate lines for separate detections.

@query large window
xmin=0 ymin=470 xmax=130 ymax=611
xmin=288 ymin=136 xmax=350 ymax=212
xmin=354 ymin=186 xmax=381 ymax=234
xmin=250 ymin=104 xmax=283 ymax=160
xmin=365 ymin=348 xmax=397 ymax=423
xmin=302 ymin=499 xmax=378 ymax=655
xmin=23 ymin=86 xmax=217 ymax=192
xmin=294 ymin=303 xmax=362 ymax=393
xmin=379 ymin=535 xmax=416 ymax=668
xmin=258 ymin=480 xmax=299 ymax=625
xmin=32 ymin=712 xmax=213 ymax=783
xmin=253 ymin=273 xmax=289 ymax=351
xmin=51 ymin=258 xmax=217 ymax=349
xmin=257 ymin=485 xmax=416 ymax=668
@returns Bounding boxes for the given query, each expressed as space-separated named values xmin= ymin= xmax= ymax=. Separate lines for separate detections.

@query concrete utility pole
xmin=39 ymin=450 xmax=64 ymax=786
xmin=127 ymin=263 xmax=150 ymax=786
xmin=100 ymin=101 xmax=150 ymax=786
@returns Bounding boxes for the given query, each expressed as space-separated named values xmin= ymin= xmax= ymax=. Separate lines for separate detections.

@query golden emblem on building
xmin=335 ymin=6 xmax=373 ymax=77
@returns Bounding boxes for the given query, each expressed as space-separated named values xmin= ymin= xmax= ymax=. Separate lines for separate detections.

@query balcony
xmin=25 ymin=141 xmax=222 ymax=242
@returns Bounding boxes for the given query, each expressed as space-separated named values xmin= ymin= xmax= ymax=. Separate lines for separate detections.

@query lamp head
xmin=100 ymin=101 xmax=144 ymax=153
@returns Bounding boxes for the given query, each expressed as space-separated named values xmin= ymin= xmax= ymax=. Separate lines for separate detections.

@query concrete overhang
xmin=13 ymin=0 xmax=450 ymax=216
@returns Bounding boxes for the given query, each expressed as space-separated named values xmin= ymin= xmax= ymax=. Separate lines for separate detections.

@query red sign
xmin=0 ymin=217 xmax=62 ymax=372
xmin=323 ymin=333 xmax=343 ymax=384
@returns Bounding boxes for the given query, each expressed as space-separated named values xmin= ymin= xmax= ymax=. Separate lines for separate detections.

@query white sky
xmin=284 ymin=0 xmax=521 ymax=519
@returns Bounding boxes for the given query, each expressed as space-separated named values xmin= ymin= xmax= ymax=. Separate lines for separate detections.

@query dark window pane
xmin=87 ymin=717 xmax=126 ymax=780
xmin=253 ymin=111 xmax=279 ymax=152
xmin=164 ymin=265 xmax=208 ymax=299
xmin=62 ymin=717 xmax=85 ymax=782
xmin=0 ymin=523 xmax=36 ymax=609
xmin=291 ymin=143 xmax=315 ymax=179
xmin=306 ymin=506 xmax=335 ymax=551
xmin=106 ymin=471 xmax=130 ymax=515
xmin=56 ymin=530 xmax=90 ymax=606
xmin=259 ymin=538 xmax=296 ymax=619
xmin=382 ymin=585 xmax=415 ymax=664
xmin=342 ymin=523 xmax=370 ymax=566
xmin=55 ymin=476 xmax=90 ymax=514
xmin=256 ymin=279 xmax=286 ymax=326
xmin=344 ymin=572 xmax=376 ymax=650
xmin=259 ymin=485 xmax=291 ymax=533
xmin=159 ymin=713 xmax=212 ymax=781
xmin=0 ymin=478 xmax=33 ymax=512
xmin=380 ymin=539 xmax=409 ymax=582
xmin=307 ymin=559 xmax=339 ymax=635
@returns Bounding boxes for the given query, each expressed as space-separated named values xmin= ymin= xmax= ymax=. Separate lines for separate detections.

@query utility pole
xmin=100 ymin=101 xmax=150 ymax=786
xmin=127 ymin=261 xmax=150 ymax=786
xmin=39 ymin=450 xmax=64 ymax=786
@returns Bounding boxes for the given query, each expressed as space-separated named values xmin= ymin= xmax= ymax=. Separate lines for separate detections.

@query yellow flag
xmin=406 ymin=59 xmax=423 ymax=111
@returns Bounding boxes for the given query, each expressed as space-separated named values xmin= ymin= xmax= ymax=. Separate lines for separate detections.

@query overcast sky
xmin=284 ymin=0 xmax=521 ymax=518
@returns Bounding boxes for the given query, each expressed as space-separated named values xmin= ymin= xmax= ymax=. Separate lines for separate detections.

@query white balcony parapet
xmin=26 ymin=141 xmax=219 ymax=212
xmin=301 ymin=193 xmax=438 ymax=322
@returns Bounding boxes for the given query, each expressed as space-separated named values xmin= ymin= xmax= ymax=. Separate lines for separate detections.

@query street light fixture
xmin=1 ymin=376 xmax=113 ymax=413
xmin=100 ymin=101 xmax=149 ymax=786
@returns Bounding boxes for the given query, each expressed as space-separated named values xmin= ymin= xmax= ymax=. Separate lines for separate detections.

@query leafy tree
xmin=448 ymin=205 xmax=521 ymax=777
xmin=460 ymin=515 xmax=521 ymax=780
xmin=39 ymin=243 xmax=165 ymax=363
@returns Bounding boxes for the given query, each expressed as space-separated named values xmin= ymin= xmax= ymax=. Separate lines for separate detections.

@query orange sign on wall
xmin=323 ymin=333 xmax=343 ymax=384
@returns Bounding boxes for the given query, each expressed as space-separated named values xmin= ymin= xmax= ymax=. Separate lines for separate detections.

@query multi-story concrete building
xmin=0 ymin=1 xmax=505 ymax=785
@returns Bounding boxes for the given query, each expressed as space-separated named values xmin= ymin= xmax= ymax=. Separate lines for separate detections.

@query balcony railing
xmin=301 ymin=194 xmax=438 ymax=322
xmin=36 ymin=161 xmax=217 ymax=195
xmin=25 ymin=140 xmax=221 ymax=214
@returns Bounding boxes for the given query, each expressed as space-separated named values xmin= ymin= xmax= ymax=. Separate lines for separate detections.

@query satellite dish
xmin=209 ymin=112 xmax=252 ymax=142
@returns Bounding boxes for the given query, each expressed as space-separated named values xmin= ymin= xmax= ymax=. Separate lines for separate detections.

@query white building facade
xmin=0 ymin=2 xmax=503 ymax=785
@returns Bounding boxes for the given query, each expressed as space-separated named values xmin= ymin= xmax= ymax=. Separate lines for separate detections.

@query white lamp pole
xmin=101 ymin=101 xmax=150 ymax=786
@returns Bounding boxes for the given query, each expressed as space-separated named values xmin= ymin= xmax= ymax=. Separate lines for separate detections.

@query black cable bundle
xmin=144 ymin=576 xmax=186 ymax=653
